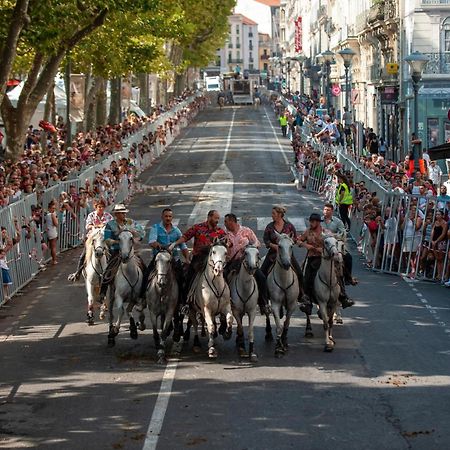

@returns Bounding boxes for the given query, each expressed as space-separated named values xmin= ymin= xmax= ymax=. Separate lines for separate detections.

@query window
xmin=236 ymin=24 xmax=240 ymax=34
xmin=228 ymin=52 xmax=232 ymax=62
xmin=264 ymin=63 xmax=268 ymax=71
xmin=443 ymin=17 xmax=450 ymax=52
xmin=237 ymin=51 xmax=240 ymax=60
xmin=249 ymin=64 xmax=254 ymax=70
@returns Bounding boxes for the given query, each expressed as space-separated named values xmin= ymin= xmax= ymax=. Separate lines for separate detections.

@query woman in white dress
xmin=45 ymin=201 xmax=59 ymax=265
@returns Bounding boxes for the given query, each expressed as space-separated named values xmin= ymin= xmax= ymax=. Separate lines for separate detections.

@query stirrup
xmin=181 ymin=305 xmax=190 ymax=316
xmin=68 ymin=272 xmax=79 ymax=282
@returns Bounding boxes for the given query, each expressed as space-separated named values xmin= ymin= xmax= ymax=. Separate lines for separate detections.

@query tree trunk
xmin=175 ymin=73 xmax=186 ymax=96
xmin=138 ymin=73 xmax=149 ymax=114
xmin=84 ymin=74 xmax=101 ymax=132
xmin=1 ymin=96 xmax=32 ymax=159
xmin=0 ymin=0 xmax=30 ymax=107
xmin=40 ymin=82 xmax=54 ymax=147
xmin=109 ymin=77 xmax=120 ymax=124
xmin=96 ymin=77 xmax=107 ymax=126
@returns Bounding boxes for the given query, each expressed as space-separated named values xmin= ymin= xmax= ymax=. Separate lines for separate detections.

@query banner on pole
xmin=294 ymin=17 xmax=303 ymax=53
xmin=69 ymin=74 xmax=85 ymax=122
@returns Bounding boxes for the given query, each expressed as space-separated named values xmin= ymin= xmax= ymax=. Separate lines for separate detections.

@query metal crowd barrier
xmin=0 ymin=94 xmax=202 ymax=305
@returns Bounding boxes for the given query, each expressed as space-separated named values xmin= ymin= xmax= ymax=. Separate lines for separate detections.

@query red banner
xmin=295 ymin=17 xmax=303 ymax=53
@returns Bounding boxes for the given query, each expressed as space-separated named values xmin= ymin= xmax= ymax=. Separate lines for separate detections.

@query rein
xmin=273 ymin=258 xmax=296 ymax=295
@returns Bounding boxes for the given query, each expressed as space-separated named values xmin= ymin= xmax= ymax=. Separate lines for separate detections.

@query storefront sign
xmin=380 ymin=86 xmax=398 ymax=104
xmin=294 ymin=17 xmax=302 ymax=52
xmin=331 ymin=84 xmax=341 ymax=96
xmin=386 ymin=63 xmax=399 ymax=75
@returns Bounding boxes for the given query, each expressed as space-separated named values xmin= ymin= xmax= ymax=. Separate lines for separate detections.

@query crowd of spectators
xmin=273 ymin=91 xmax=450 ymax=286
xmin=0 ymin=90 xmax=207 ymax=295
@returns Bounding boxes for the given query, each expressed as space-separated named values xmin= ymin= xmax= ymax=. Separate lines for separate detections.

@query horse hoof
xmin=99 ymin=311 xmax=105 ymax=321
xmin=157 ymin=356 xmax=167 ymax=365
xmin=335 ymin=318 xmax=343 ymax=325
xmin=250 ymin=353 xmax=258 ymax=363
xmin=223 ymin=329 xmax=232 ymax=341
xmin=324 ymin=344 xmax=334 ymax=353
xmin=208 ymin=347 xmax=218 ymax=359
xmin=238 ymin=347 xmax=248 ymax=358
xmin=130 ymin=329 xmax=138 ymax=340
xmin=274 ymin=350 xmax=284 ymax=358
xmin=265 ymin=333 xmax=274 ymax=342
xmin=305 ymin=330 xmax=314 ymax=338
xmin=137 ymin=322 xmax=146 ymax=331
xmin=193 ymin=345 xmax=202 ymax=354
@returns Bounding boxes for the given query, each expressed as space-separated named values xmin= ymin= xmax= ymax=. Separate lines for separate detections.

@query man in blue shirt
xmin=140 ymin=208 xmax=189 ymax=299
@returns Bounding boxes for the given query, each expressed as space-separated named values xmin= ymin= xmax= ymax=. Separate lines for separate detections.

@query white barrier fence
xmin=0 ymin=94 xmax=201 ymax=306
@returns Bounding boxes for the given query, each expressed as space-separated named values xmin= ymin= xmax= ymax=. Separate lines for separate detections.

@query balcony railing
xmin=422 ymin=52 xmax=450 ymax=74
xmin=422 ymin=0 xmax=450 ymax=5
xmin=261 ymin=54 xmax=269 ymax=60
xmin=228 ymin=58 xmax=243 ymax=64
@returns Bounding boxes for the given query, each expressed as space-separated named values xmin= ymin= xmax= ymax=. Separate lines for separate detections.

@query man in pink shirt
xmin=224 ymin=214 xmax=270 ymax=313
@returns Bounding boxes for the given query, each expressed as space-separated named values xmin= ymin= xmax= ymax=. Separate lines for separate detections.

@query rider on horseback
xmin=223 ymin=213 xmax=270 ymax=314
xmin=139 ymin=208 xmax=189 ymax=300
xmin=298 ymin=211 xmax=355 ymax=315
xmin=260 ymin=205 xmax=304 ymax=299
xmin=321 ymin=203 xmax=356 ymax=304
xmin=68 ymin=199 xmax=113 ymax=282
xmin=98 ymin=204 xmax=145 ymax=301
xmin=169 ymin=210 xmax=226 ymax=302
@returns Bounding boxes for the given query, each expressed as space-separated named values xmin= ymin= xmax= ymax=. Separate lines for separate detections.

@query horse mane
xmin=85 ymin=228 xmax=103 ymax=264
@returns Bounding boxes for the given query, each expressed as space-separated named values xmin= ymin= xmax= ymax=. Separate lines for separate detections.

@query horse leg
xmin=203 ymin=310 xmax=217 ymax=359
xmin=265 ymin=313 xmax=273 ymax=342
xmin=201 ymin=316 xmax=207 ymax=337
xmin=334 ymin=305 xmax=343 ymax=324
xmin=135 ymin=302 xmax=146 ymax=331
xmin=85 ymin=281 xmax=96 ymax=325
xmin=235 ymin=314 xmax=246 ymax=357
xmin=305 ymin=314 xmax=314 ymax=338
xmin=183 ymin=317 xmax=192 ymax=342
xmin=281 ymin=307 xmax=294 ymax=351
xmin=191 ymin=313 xmax=201 ymax=353
xmin=223 ymin=304 xmax=233 ymax=341
xmin=173 ymin=308 xmax=182 ymax=343
xmin=272 ymin=303 xmax=284 ymax=357
xmin=107 ymin=287 xmax=117 ymax=347
xmin=248 ymin=310 xmax=258 ymax=363
xmin=321 ymin=308 xmax=334 ymax=352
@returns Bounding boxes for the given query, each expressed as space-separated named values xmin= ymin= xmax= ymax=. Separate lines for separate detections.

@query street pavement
xmin=1 ymin=102 xmax=450 ymax=450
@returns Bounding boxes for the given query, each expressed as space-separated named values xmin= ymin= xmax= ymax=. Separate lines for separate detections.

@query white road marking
xmin=256 ymin=217 xmax=306 ymax=232
xmin=143 ymin=362 xmax=178 ymax=450
xmin=143 ymin=107 xmax=237 ymax=450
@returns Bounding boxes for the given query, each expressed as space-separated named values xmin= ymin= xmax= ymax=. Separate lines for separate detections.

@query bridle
xmin=204 ymin=243 xmax=227 ymax=299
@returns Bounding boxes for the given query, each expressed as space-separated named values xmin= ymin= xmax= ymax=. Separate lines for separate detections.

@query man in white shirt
xmin=428 ymin=160 xmax=442 ymax=187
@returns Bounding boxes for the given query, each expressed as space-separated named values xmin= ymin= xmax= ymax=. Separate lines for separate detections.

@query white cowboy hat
xmin=112 ymin=204 xmax=129 ymax=213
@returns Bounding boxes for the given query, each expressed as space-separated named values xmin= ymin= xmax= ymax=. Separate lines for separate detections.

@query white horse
xmin=313 ymin=235 xmax=342 ymax=352
xmin=254 ymin=96 xmax=261 ymax=109
xmin=229 ymin=245 xmax=260 ymax=362
xmin=189 ymin=241 xmax=233 ymax=358
xmin=84 ymin=228 xmax=108 ymax=325
xmin=267 ymin=233 xmax=299 ymax=357
xmin=107 ymin=230 xmax=145 ymax=347
xmin=146 ymin=250 xmax=179 ymax=364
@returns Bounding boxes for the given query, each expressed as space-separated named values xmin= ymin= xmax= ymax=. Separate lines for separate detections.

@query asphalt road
xmin=1 ymin=103 xmax=450 ymax=450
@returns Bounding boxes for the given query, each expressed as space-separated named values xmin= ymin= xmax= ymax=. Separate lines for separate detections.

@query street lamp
xmin=338 ymin=47 xmax=356 ymax=111
xmin=292 ymin=53 xmax=307 ymax=94
xmin=405 ymin=51 xmax=429 ymax=169
xmin=284 ymin=57 xmax=292 ymax=96
xmin=322 ymin=50 xmax=334 ymax=110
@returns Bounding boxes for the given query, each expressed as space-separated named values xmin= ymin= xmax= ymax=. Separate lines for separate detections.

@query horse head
xmin=209 ymin=239 xmax=228 ymax=276
xmin=155 ymin=250 xmax=172 ymax=288
xmin=119 ymin=230 xmax=134 ymax=263
xmin=275 ymin=231 xmax=294 ymax=270
xmin=92 ymin=228 xmax=107 ymax=259
xmin=323 ymin=235 xmax=342 ymax=264
xmin=243 ymin=244 xmax=260 ymax=275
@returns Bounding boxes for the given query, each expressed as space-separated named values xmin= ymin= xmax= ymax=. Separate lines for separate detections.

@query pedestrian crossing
xmin=137 ymin=217 xmax=307 ymax=233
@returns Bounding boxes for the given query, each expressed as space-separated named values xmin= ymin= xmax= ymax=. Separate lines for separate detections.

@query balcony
xmin=422 ymin=52 xmax=450 ymax=74
xmin=261 ymin=54 xmax=269 ymax=60
xmin=228 ymin=58 xmax=243 ymax=64
xmin=422 ymin=0 xmax=450 ymax=5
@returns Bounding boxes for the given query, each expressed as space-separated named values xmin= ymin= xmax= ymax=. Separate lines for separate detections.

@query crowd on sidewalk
xmin=272 ymin=90 xmax=450 ymax=287
xmin=0 ymin=90 xmax=207 ymax=296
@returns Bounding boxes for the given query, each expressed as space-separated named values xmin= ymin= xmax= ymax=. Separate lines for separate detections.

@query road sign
xmin=331 ymin=84 xmax=341 ymax=96
xmin=386 ymin=63 xmax=399 ymax=75
xmin=351 ymin=89 xmax=360 ymax=104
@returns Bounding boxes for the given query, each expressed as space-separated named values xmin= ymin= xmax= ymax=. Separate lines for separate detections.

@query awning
xmin=428 ymin=142 xmax=450 ymax=160
xmin=6 ymin=79 xmax=20 ymax=87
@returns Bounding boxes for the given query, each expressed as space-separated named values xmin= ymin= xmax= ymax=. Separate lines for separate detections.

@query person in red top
xmin=169 ymin=210 xmax=226 ymax=300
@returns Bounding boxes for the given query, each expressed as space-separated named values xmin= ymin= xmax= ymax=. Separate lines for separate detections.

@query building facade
xmin=279 ymin=0 xmax=450 ymax=159
xmin=217 ymin=14 xmax=259 ymax=74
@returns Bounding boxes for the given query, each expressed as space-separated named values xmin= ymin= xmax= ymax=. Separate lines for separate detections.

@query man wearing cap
xmin=99 ymin=204 xmax=145 ymax=300
xmin=68 ymin=198 xmax=113 ymax=282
